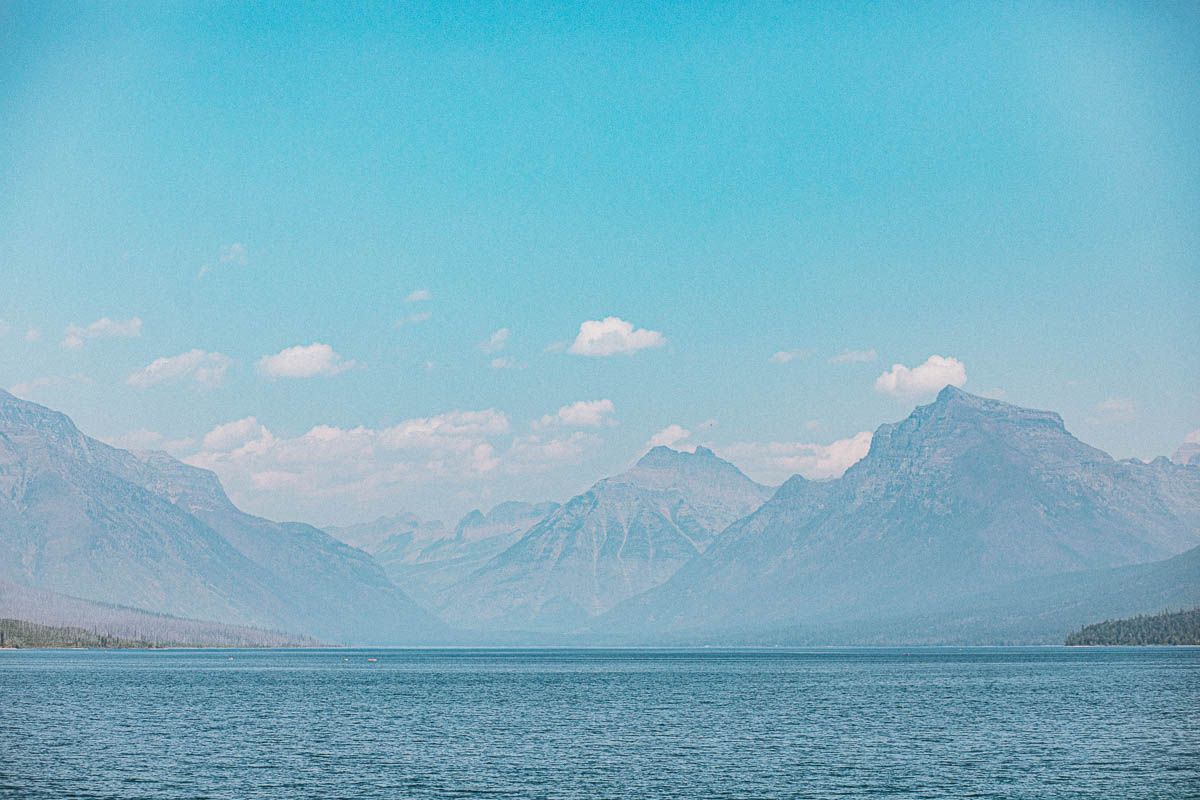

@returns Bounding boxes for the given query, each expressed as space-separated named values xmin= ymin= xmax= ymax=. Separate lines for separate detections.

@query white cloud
xmin=646 ymin=424 xmax=690 ymax=449
xmin=104 ymin=429 xmax=194 ymax=454
xmin=61 ymin=316 xmax=142 ymax=349
xmin=9 ymin=374 xmax=95 ymax=398
xmin=1185 ymin=429 xmax=1200 ymax=445
xmin=537 ymin=399 xmax=616 ymax=429
xmin=489 ymin=357 xmax=517 ymax=369
xmin=202 ymin=417 xmax=269 ymax=451
xmin=1086 ymin=397 xmax=1137 ymax=425
xmin=405 ymin=288 xmax=432 ymax=303
xmin=256 ymin=343 xmax=357 ymax=379
xmin=220 ymin=242 xmax=247 ymax=263
xmin=768 ymin=348 xmax=814 ymax=364
xmin=507 ymin=431 xmax=601 ymax=470
xmin=480 ymin=328 xmax=510 ymax=354
xmin=717 ymin=431 xmax=873 ymax=485
xmin=185 ymin=405 xmax=608 ymax=520
xmin=829 ymin=348 xmax=877 ymax=364
xmin=127 ymin=349 xmax=232 ymax=388
xmin=874 ymin=355 xmax=966 ymax=398
xmin=395 ymin=312 xmax=431 ymax=327
xmin=567 ymin=317 xmax=666 ymax=357
xmin=24 ymin=327 xmax=40 ymax=343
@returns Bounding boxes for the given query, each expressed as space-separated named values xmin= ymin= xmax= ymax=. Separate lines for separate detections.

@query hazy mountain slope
xmin=325 ymin=512 xmax=446 ymax=554
xmin=442 ymin=447 xmax=773 ymax=631
xmin=0 ymin=580 xmax=321 ymax=646
xmin=0 ymin=390 xmax=442 ymax=644
xmin=378 ymin=502 xmax=558 ymax=607
xmin=803 ymin=542 xmax=1200 ymax=646
xmin=600 ymin=387 xmax=1200 ymax=637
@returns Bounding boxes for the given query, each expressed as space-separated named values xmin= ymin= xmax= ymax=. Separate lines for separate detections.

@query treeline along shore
xmin=1066 ymin=608 xmax=1200 ymax=646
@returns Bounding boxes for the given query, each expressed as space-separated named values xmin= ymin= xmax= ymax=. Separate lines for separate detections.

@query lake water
xmin=0 ymin=648 xmax=1196 ymax=799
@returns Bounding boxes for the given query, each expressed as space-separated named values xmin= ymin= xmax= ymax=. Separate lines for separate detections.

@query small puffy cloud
xmin=395 ymin=312 xmax=431 ymax=327
xmin=874 ymin=355 xmax=966 ymax=398
xmin=62 ymin=316 xmax=142 ymax=349
xmin=480 ymin=328 xmax=510 ymax=354
xmin=768 ymin=348 xmax=815 ymax=364
xmin=1185 ymin=429 xmax=1200 ymax=445
xmin=127 ymin=349 xmax=232 ymax=388
xmin=104 ymin=429 xmax=195 ymax=454
xmin=568 ymin=317 xmax=666 ymax=357
xmin=1086 ymin=397 xmax=1137 ymax=425
xmin=830 ymin=348 xmax=877 ymax=364
xmin=646 ymin=424 xmax=690 ymax=449
xmin=256 ymin=343 xmax=357 ymax=379
xmin=489 ymin=357 xmax=517 ymax=369
xmin=203 ymin=416 xmax=270 ymax=451
xmin=718 ymin=431 xmax=873 ymax=485
xmin=538 ymin=399 xmax=616 ymax=429
xmin=24 ymin=327 xmax=40 ymax=343
xmin=405 ymin=289 xmax=432 ymax=303
xmin=9 ymin=374 xmax=94 ymax=398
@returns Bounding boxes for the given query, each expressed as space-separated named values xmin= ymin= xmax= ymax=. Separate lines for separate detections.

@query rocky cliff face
xmin=0 ymin=390 xmax=442 ymax=644
xmin=440 ymin=446 xmax=773 ymax=631
xmin=600 ymin=387 xmax=1200 ymax=637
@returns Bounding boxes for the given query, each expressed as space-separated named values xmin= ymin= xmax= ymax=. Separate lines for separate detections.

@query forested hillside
xmin=1066 ymin=608 xmax=1200 ymax=646
xmin=0 ymin=618 xmax=166 ymax=649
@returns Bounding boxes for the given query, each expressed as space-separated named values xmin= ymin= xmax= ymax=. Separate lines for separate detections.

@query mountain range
xmin=597 ymin=387 xmax=1200 ymax=640
xmin=1 ymin=386 xmax=1196 ymax=645
xmin=0 ymin=389 xmax=439 ymax=644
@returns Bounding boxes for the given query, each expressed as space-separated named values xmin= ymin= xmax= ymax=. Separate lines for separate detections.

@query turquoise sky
xmin=2 ymin=1 xmax=1197 ymax=524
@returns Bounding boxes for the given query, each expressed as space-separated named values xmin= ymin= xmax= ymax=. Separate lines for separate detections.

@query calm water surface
xmin=0 ymin=648 xmax=1197 ymax=799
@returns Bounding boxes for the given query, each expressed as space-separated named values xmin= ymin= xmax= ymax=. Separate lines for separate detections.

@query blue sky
xmin=2 ymin=1 xmax=1197 ymax=525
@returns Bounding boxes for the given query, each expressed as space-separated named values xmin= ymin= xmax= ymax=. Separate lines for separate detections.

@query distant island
xmin=1066 ymin=608 xmax=1200 ymax=646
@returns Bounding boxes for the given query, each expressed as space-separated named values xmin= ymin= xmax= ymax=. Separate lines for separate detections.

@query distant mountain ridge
xmin=0 ymin=390 xmax=441 ymax=644
xmin=326 ymin=501 xmax=561 ymax=608
xmin=598 ymin=387 xmax=1200 ymax=639
xmin=440 ymin=446 xmax=774 ymax=631
xmin=2 ymin=386 xmax=1195 ymax=646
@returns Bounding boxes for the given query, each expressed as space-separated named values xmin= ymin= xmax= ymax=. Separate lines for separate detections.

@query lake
xmin=1 ymin=648 xmax=1197 ymax=798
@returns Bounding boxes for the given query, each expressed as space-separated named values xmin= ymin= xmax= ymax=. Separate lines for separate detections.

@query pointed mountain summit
xmin=440 ymin=446 xmax=773 ymax=632
xmin=600 ymin=387 xmax=1200 ymax=639
xmin=0 ymin=390 xmax=441 ymax=643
